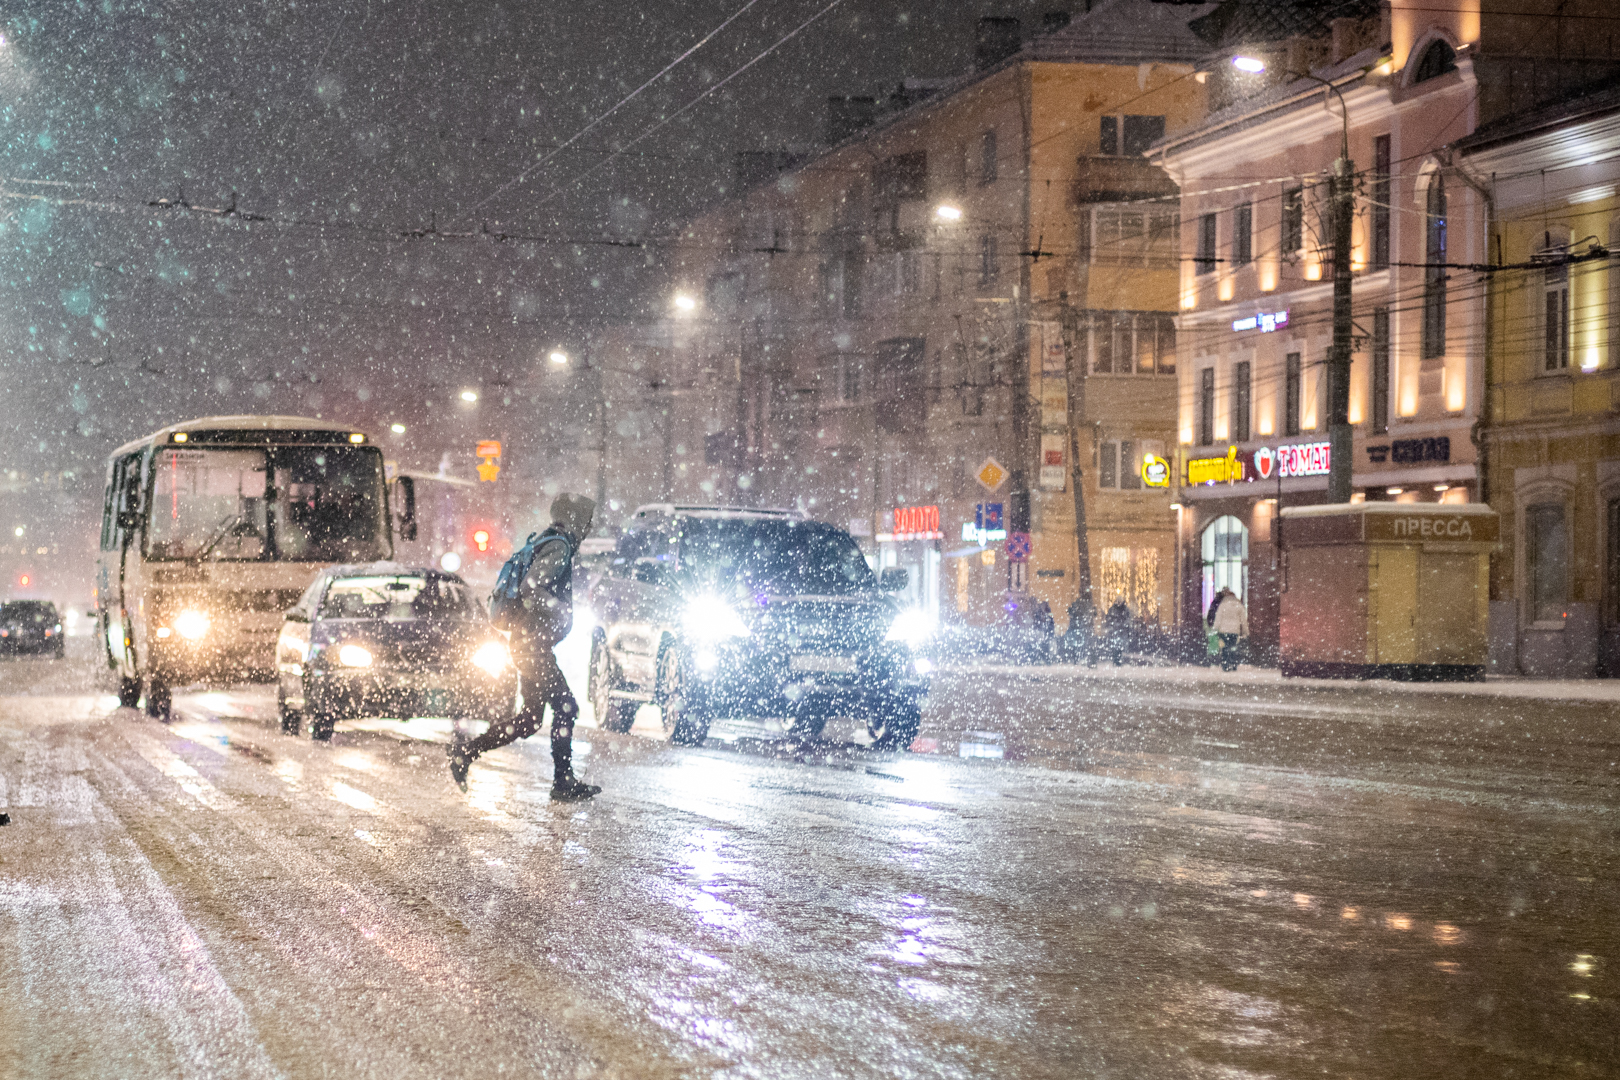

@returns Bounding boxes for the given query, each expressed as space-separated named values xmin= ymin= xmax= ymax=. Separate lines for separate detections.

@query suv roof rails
xmin=630 ymin=504 xmax=800 ymax=521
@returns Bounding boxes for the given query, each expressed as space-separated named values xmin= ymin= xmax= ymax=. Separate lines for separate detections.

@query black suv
xmin=587 ymin=506 xmax=930 ymax=748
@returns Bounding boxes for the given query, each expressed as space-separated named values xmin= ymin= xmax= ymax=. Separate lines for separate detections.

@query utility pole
xmin=1060 ymin=299 xmax=1093 ymax=608
xmin=1327 ymin=151 xmax=1355 ymax=503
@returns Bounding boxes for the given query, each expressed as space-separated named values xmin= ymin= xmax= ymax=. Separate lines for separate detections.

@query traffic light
xmin=472 ymin=529 xmax=492 ymax=553
xmin=17 ymin=573 xmax=30 ymax=588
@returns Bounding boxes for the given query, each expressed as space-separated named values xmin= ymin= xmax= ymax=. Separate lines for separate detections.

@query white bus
xmin=96 ymin=416 xmax=418 ymax=716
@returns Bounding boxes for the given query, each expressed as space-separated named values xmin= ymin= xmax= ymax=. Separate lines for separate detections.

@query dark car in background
xmin=0 ymin=600 xmax=65 ymax=659
xmin=587 ymin=506 xmax=931 ymax=748
xmin=275 ymin=563 xmax=517 ymax=740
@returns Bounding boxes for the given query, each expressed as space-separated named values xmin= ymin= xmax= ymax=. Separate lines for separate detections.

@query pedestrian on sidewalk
xmin=449 ymin=493 xmax=601 ymax=801
xmin=1209 ymin=586 xmax=1248 ymax=672
xmin=1102 ymin=599 xmax=1132 ymax=666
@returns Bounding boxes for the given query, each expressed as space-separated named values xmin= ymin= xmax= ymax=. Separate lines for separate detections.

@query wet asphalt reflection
xmin=0 ymin=641 xmax=1616 ymax=1078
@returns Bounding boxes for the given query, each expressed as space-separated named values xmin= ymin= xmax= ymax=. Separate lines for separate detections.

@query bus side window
xmin=103 ymin=455 xmax=139 ymax=551
xmin=100 ymin=461 xmax=121 ymax=550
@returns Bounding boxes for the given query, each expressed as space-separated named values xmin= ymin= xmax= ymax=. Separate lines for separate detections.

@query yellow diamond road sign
xmin=976 ymin=457 xmax=1008 ymax=492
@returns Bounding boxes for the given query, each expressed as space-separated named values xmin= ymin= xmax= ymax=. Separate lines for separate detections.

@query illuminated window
xmin=1201 ymin=515 xmax=1249 ymax=617
xmin=1544 ymin=257 xmax=1571 ymax=372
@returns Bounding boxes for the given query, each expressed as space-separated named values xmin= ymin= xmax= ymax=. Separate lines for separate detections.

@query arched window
xmin=1412 ymin=40 xmax=1457 ymax=84
xmin=1200 ymin=514 xmax=1249 ymax=618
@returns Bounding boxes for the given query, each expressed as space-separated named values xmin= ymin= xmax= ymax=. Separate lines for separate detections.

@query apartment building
xmin=643 ymin=1 xmax=1210 ymax=628
xmin=1151 ymin=0 xmax=1620 ymax=661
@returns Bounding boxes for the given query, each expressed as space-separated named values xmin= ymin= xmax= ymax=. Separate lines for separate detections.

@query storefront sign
xmin=891 ymin=504 xmax=942 ymax=540
xmin=1366 ymin=437 xmax=1450 ymax=465
xmin=1186 ymin=446 xmax=1245 ymax=485
xmin=1141 ymin=453 xmax=1170 ymax=488
xmin=476 ymin=439 xmax=502 ymax=482
xmin=1275 ymin=441 xmax=1331 ymax=477
xmin=1231 ymin=309 xmax=1289 ymax=333
xmin=1364 ymin=512 xmax=1499 ymax=543
xmin=961 ymin=522 xmax=1008 ymax=544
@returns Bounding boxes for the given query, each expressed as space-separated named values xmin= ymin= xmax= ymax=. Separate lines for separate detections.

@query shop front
xmin=876 ymin=503 xmax=944 ymax=625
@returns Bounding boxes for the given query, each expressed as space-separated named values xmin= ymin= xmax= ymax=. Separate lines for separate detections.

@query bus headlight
xmin=681 ymin=595 xmax=750 ymax=642
xmin=337 ymin=644 xmax=373 ymax=668
xmin=173 ymin=610 xmax=211 ymax=641
xmin=470 ymin=640 xmax=511 ymax=677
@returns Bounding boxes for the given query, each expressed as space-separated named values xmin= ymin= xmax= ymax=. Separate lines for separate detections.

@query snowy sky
xmin=0 ymin=0 xmax=1065 ymax=478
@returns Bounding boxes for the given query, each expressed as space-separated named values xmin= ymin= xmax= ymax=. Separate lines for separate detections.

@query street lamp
xmin=673 ymin=293 xmax=697 ymax=313
xmin=390 ymin=423 xmax=406 ymax=434
xmin=459 ymin=390 xmax=479 ymax=403
xmin=548 ymin=350 xmax=569 ymax=366
xmin=935 ymin=204 xmax=963 ymax=221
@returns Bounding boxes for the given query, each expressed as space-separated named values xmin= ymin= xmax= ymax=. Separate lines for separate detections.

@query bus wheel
xmin=145 ymin=679 xmax=172 ymax=720
xmin=118 ymin=676 xmax=141 ymax=709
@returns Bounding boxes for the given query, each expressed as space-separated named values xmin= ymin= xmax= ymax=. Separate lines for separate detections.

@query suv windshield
xmin=677 ymin=519 xmax=875 ymax=597
xmin=319 ymin=575 xmax=479 ymax=621
xmin=0 ymin=601 xmax=57 ymax=624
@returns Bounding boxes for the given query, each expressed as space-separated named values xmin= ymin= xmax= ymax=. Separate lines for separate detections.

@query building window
xmin=1371 ymin=307 xmax=1390 ymax=434
xmin=1412 ymin=39 xmax=1458 ymax=84
xmin=842 ymin=253 xmax=863 ymax=318
xmin=1232 ymin=361 xmax=1251 ymax=443
xmin=1092 ymin=312 xmax=1175 ymax=375
xmin=1423 ymin=176 xmax=1447 ymax=358
xmin=836 ymin=353 xmax=861 ymax=403
xmin=1120 ymin=440 xmax=1141 ymax=489
xmin=1372 ymin=135 xmax=1391 ymax=271
xmin=897 ymin=250 xmax=922 ymax=296
xmin=979 ymin=130 xmax=997 ymax=184
xmin=1284 ymin=353 xmax=1302 ymax=437
xmin=1282 ymin=186 xmax=1303 ymax=253
xmin=1544 ymin=258 xmax=1571 ymax=372
xmin=1201 ymin=515 xmax=1249 ymax=617
xmin=1232 ymin=203 xmax=1252 ymax=267
xmin=1097 ymin=115 xmax=1164 ymax=156
xmin=1607 ymin=497 xmax=1620 ymax=626
xmin=1196 ymin=213 xmax=1217 ymax=275
xmin=1198 ymin=367 xmax=1215 ymax=446
xmin=1099 ymin=440 xmax=1118 ymax=488
xmin=1526 ymin=503 xmax=1569 ymax=623
xmin=1092 ymin=209 xmax=1179 ymax=267
xmin=979 ymin=235 xmax=998 ymax=283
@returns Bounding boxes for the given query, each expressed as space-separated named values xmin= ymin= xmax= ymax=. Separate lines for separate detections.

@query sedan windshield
xmin=0 ymin=602 xmax=57 ymax=625
xmin=677 ymin=520 xmax=875 ymax=596
xmin=319 ymin=575 xmax=479 ymax=621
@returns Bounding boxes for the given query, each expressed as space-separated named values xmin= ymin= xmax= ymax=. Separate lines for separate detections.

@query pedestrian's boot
xmin=447 ymin=732 xmax=472 ymax=793
xmin=550 ymin=733 xmax=600 ymax=801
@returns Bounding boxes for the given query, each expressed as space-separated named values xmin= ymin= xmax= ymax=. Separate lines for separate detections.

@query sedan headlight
xmin=681 ymin=595 xmax=751 ymax=642
xmin=470 ymin=640 xmax=511 ymax=677
xmin=173 ymin=609 xmax=211 ymax=641
xmin=337 ymin=643 xmax=374 ymax=668
xmin=886 ymin=608 xmax=934 ymax=649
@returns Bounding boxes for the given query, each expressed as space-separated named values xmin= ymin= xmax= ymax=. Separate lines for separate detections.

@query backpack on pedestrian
xmin=489 ymin=529 xmax=574 ymax=632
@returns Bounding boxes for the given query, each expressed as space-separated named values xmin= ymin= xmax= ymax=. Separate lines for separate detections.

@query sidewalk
xmin=949 ymin=658 xmax=1620 ymax=704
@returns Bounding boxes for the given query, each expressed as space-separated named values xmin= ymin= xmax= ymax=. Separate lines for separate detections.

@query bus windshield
xmin=145 ymin=445 xmax=388 ymax=562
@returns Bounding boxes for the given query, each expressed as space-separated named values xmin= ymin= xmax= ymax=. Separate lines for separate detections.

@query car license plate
xmin=790 ymin=654 xmax=856 ymax=673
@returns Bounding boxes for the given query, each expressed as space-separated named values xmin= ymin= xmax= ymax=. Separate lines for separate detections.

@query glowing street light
xmin=935 ymin=204 xmax=962 ymax=221
xmin=390 ymin=423 xmax=406 ymax=434
xmin=1232 ymin=56 xmax=1266 ymax=73
xmin=673 ymin=293 xmax=697 ymax=313
xmin=548 ymin=350 xmax=569 ymax=365
xmin=460 ymin=389 xmax=478 ymax=403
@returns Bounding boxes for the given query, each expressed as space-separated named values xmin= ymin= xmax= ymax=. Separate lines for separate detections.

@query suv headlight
xmin=337 ymin=643 xmax=373 ymax=668
xmin=886 ymin=608 xmax=934 ymax=649
xmin=470 ymin=640 xmax=511 ymax=677
xmin=681 ymin=595 xmax=751 ymax=642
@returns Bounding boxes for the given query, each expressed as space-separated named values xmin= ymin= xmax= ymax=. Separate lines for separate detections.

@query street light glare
xmin=674 ymin=294 xmax=697 ymax=312
xmin=548 ymin=350 xmax=569 ymax=365
xmin=936 ymin=204 xmax=962 ymax=221
xmin=1233 ymin=56 xmax=1266 ymax=73
xmin=460 ymin=390 xmax=478 ymax=402
xmin=390 ymin=423 xmax=406 ymax=434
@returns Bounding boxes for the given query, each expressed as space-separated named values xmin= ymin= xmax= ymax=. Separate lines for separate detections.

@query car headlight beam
xmin=337 ymin=643 xmax=374 ymax=668
xmin=173 ymin=609 xmax=211 ymax=641
xmin=470 ymin=640 xmax=511 ymax=677
xmin=681 ymin=594 xmax=751 ymax=642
